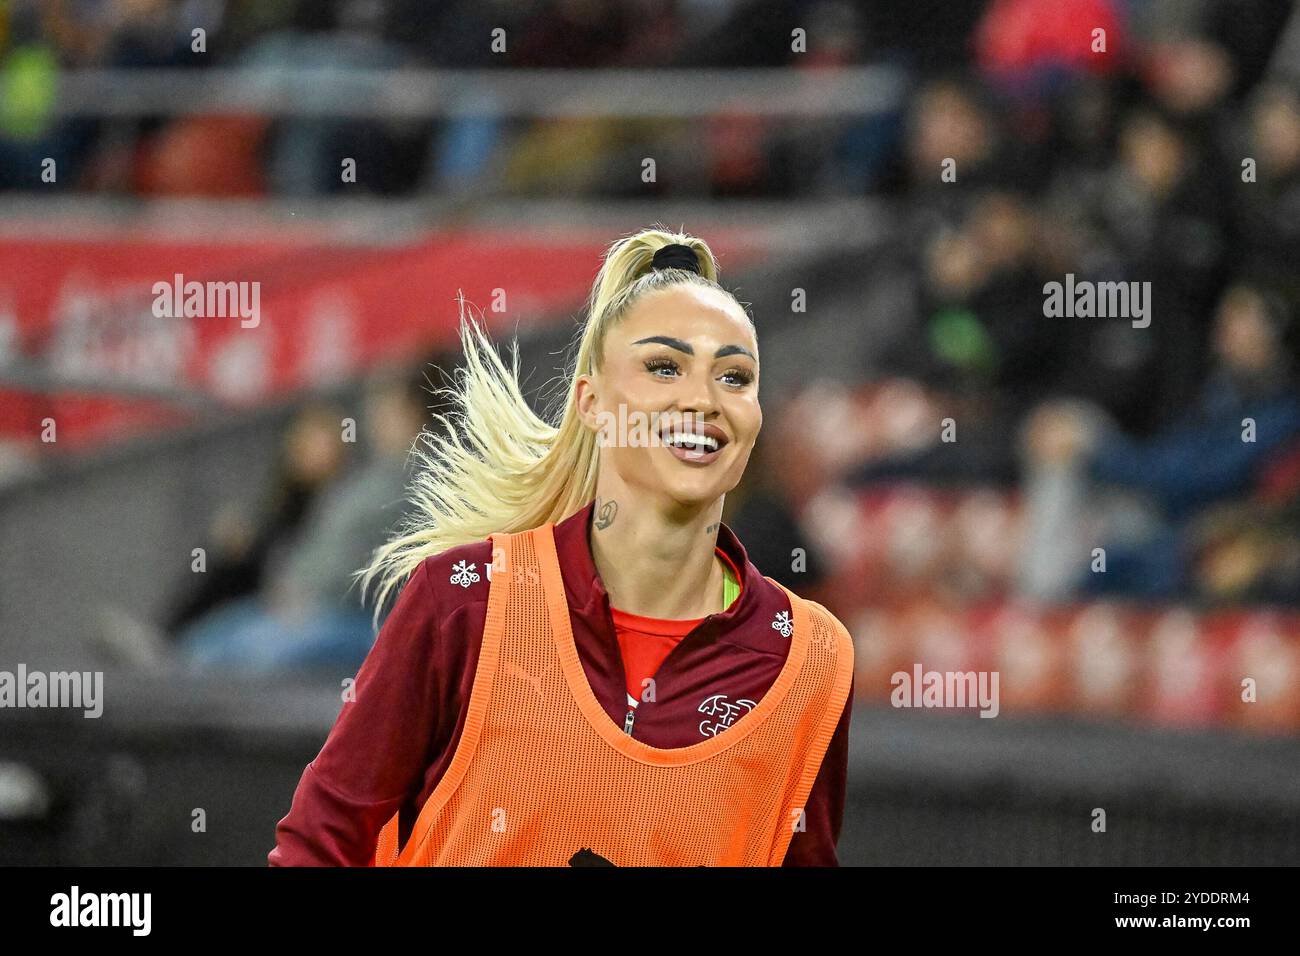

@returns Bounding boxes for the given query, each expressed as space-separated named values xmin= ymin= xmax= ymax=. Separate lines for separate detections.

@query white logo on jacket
xmin=772 ymin=610 xmax=793 ymax=638
xmin=697 ymin=693 xmax=757 ymax=738
xmin=449 ymin=560 xmax=480 ymax=588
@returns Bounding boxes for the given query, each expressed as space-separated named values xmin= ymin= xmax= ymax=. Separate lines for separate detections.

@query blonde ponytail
xmin=355 ymin=224 xmax=742 ymax=621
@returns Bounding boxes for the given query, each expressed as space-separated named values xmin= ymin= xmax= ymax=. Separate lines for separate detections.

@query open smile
xmin=659 ymin=421 xmax=730 ymax=465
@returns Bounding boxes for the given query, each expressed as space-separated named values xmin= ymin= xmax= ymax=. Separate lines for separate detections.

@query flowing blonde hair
xmin=355 ymin=224 xmax=749 ymax=621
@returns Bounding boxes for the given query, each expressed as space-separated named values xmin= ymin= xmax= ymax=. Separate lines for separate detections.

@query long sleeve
xmin=783 ymin=676 xmax=854 ymax=867
xmin=268 ymin=558 xmax=443 ymax=865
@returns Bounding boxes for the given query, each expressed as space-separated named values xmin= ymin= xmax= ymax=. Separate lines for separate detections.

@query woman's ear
xmin=575 ymin=373 xmax=599 ymax=430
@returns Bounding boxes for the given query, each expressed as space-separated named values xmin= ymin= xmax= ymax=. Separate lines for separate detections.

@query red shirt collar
xmin=551 ymin=498 xmax=771 ymax=646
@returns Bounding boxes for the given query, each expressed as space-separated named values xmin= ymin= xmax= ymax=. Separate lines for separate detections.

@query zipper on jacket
xmin=623 ymin=707 xmax=636 ymax=736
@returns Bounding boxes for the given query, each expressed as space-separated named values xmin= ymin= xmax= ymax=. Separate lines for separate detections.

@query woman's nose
xmin=673 ymin=372 xmax=717 ymax=415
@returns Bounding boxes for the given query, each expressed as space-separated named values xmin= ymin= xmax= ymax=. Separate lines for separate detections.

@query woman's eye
xmin=645 ymin=358 xmax=679 ymax=377
xmin=721 ymin=368 xmax=754 ymax=387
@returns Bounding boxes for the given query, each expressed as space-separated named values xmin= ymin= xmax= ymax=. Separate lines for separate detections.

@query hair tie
xmin=650 ymin=243 xmax=701 ymax=275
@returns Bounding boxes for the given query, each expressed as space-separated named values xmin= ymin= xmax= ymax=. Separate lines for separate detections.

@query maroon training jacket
xmin=268 ymin=498 xmax=854 ymax=866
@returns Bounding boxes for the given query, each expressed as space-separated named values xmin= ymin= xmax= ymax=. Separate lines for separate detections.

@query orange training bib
xmin=373 ymin=521 xmax=853 ymax=866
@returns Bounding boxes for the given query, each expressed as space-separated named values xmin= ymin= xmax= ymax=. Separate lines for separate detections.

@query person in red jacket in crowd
xmin=268 ymin=225 xmax=855 ymax=867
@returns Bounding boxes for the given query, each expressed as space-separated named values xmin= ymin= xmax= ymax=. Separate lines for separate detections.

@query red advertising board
xmin=0 ymin=228 xmax=763 ymax=449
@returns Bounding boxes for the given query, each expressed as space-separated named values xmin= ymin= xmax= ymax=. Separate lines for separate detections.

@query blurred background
xmin=1 ymin=0 xmax=1299 ymax=865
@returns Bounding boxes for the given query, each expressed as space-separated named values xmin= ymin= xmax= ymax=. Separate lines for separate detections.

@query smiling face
xmin=576 ymin=283 xmax=762 ymax=511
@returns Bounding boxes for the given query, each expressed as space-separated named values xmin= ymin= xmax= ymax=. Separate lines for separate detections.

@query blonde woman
xmin=268 ymin=226 xmax=855 ymax=867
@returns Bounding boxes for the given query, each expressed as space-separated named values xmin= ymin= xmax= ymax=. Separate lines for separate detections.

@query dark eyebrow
xmin=632 ymin=336 xmax=756 ymax=362
xmin=632 ymin=335 xmax=693 ymax=355
xmin=714 ymin=344 xmax=756 ymax=361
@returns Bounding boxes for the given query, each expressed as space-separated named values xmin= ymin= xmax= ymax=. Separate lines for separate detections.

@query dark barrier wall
xmin=4 ymin=679 xmax=1297 ymax=866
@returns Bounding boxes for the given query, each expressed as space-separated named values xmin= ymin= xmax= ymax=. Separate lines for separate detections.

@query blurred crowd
xmin=768 ymin=0 xmax=1300 ymax=609
xmin=3 ymin=0 xmax=877 ymax=197
xmin=12 ymin=0 xmax=1292 ymax=198
xmin=99 ymin=362 xmax=434 ymax=674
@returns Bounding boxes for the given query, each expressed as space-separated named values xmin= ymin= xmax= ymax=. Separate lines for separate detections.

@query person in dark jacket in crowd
xmin=1017 ymin=281 xmax=1300 ymax=600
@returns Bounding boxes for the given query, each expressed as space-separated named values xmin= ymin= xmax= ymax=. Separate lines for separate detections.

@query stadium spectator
xmin=1016 ymin=281 xmax=1300 ymax=601
xmin=164 ymin=402 xmax=353 ymax=634
xmin=173 ymin=365 xmax=428 ymax=673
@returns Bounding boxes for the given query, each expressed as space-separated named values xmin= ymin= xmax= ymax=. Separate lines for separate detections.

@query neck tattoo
xmin=594 ymin=497 xmax=618 ymax=531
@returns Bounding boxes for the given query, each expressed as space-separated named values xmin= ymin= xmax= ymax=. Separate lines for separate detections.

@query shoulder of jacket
xmin=418 ymin=538 xmax=495 ymax=611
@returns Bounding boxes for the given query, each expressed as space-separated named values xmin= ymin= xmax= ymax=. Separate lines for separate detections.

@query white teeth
xmin=664 ymin=432 xmax=719 ymax=451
